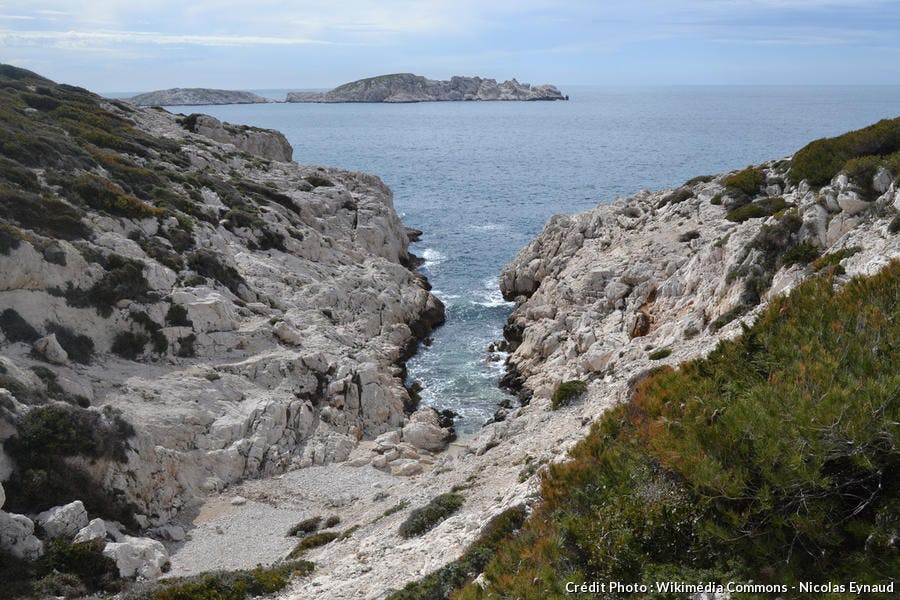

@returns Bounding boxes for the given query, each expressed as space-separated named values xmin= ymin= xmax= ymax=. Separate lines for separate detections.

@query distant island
xmin=127 ymin=87 xmax=273 ymax=106
xmin=286 ymin=73 xmax=568 ymax=103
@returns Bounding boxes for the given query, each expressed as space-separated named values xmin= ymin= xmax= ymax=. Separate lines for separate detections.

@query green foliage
xmin=287 ymin=532 xmax=339 ymax=558
xmin=45 ymin=323 xmax=94 ymax=364
xmin=72 ymin=173 xmax=163 ymax=219
xmin=781 ymin=240 xmax=821 ymax=266
xmin=456 ymin=262 xmax=900 ymax=599
xmin=0 ymin=187 xmax=91 ymax=240
xmin=111 ymin=331 xmax=149 ymax=360
xmin=0 ymin=308 xmax=39 ymax=343
xmin=710 ymin=304 xmax=750 ymax=331
xmin=187 ymin=249 xmax=247 ymax=297
xmin=0 ymin=539 xmax=120 ymax=599
xmin=791 ymin=117 xmax=900 ymax=186
xmin=387 ymin=506 xmax=527 ymax=600
xmin=812 ymin=246 xmax=861 ymax=274
xmin=141 ymin=560 xmax=314 ymax=600
xmin=380 ymin=500 xmax=410 ymax=519
xmin=709 ymin=193 xmax=723 ymax=205
xmin=723 ymin=167 xmax=765 ymax=197
xmin=550 ymin=380 xmax=587 ymax=410
xmin=657 ymin=186 xmax=693 ymax=208
xmin=65 ymin=254 xmax=152 ymax=317
xmin=287 ymin=517 xmax=322 ymax=537
xmin=324 ymin=515 xmax=341 ymax=528
xmin=176 ymin=333 xmax=197 ymax=358
xmin=725 ymin=196 xmax=788 ymax=222
xmin=648 ymin=348 xmax=672 ymax=360
xmin=398 ymin=493 xmax=464 ymax=539
xmin=165 ymin=304 xmax=192 ymax=327
xmin=684 ymin=174 xmax=714 ymax=186
xmin=889 ymin=215 xmax=900 ymax=234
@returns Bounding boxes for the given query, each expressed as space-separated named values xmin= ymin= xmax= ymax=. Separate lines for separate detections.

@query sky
xmin=0 ymin=1 xmax=898 ymax=93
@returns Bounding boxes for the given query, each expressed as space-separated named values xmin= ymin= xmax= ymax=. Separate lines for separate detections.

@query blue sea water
xmin=170 ymin=86 xmax=900 ymax=434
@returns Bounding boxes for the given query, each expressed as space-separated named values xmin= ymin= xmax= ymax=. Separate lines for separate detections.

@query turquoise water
xmin=171 ymin=86 xmax=900 ymax=434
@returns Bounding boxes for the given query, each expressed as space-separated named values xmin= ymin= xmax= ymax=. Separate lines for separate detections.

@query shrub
xmin=684 ymin=174 xmax=714 ymax=186
xmin=710 ymin=304 xmax=750 ymax=331
xmin=64 ymin=254 xmax=151 ymax=317
xmin=550 ymin=380 xmax=587 ymax=410
xmin=657 ymin=186 xmax=693 ymax=207
xmin=791 ymin=117 xmax=900 ymax=186
xmin=890 ymin=215 xmax=900 ymax=234
xmin=709 ymin=193 xmax=723 ymax=205
xmin=398 ymin=494 xmax=464 ymax=539
xmin=725 ymin=196 xmax=788 ymax=222
xmin=0 ymin=308 xmax=39 ymax=343
xmin=45 ymin=323 xmax=94 ymax=364
xmin=0 ymin=539 xmax=120 ymax=599
xmin=72 ymin=173 xmax=163 ymax=219
xmin=287 ymin=532 xmax=339 ymax=558
xmin=131 ymin=311 xmax=168 ymax=354
xmin=324 ymin=515 xmax=341 ymax=528
xmin=176 ymin=333 xmax=197 ymax=358
xmin=648 ymin=348 xmax=672 ymax=360
xmin=678 ymin=230 xmax=700 ymax=243
xmin=0 ymin=187 xmax=91 ymax=240
xmin=144 ymin=560 xmax=314 ymax=600
xmin=782 ymin=240 xmax=821 ymax=266
xmin=165 ymin=304 xmax=192 ymax=327
xmin=812 ymin=246 xmax=862 ymax=274
xmin=187 ymin=249 xmax=247 ymax=297
xmin=455 ymin=261 xmax=900 ymax=599
xmin=111 ymin=331 xmax=148 ymax=360
xmin=287 ymin=517 xmax=322 ymax=537
xmin=723 ymin=167 xmax=765 ymax=197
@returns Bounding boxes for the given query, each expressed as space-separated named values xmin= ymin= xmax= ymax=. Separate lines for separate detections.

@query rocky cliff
xmin=286 ymin=74 xmax=566 ymax=103
xmin=127 ymin=88 xmax=274 ymax=107
xmin=0 ymin=64 xmax=446 ymax=541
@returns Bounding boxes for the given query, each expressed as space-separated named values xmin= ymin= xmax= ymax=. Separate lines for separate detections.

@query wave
xmin=422 ymin=248 xmax=447 ymax=269
xmin=472 ymin=276 xmax=514 ymax=308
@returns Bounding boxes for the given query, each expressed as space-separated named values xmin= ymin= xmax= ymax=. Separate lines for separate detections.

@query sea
xmin=160 ymin=86 xmax=900 ymax=435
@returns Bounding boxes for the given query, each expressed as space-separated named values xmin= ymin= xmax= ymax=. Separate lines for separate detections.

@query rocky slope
xmin=286 ymin=74 xmax=566 ymax=103
xmin=127 ymin=88 xmax=273 ymax=106
xmin=0 ymin=64 xmax=450 ymax=585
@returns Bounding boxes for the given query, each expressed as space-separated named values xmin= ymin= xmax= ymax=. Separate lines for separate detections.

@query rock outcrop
xmin=287 ymin=74 xmax=566 ymax=103
xmin=0 ymin=65 xmax=443 ymax=532
xmin=127 ymin=88 xmax=273 ymax=107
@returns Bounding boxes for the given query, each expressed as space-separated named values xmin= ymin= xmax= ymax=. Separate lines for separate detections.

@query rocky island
xmin=1 ymin=61 xmax=898 ymax=599
xmin=127 ymin=88 xmax=274 ymax=106
xmin=286 ymin=73 xmax=567 ymax=103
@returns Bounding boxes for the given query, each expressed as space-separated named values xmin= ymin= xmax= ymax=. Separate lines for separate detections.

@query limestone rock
xmin=32 ymin=334 xmax=69 ymax=365
xmin=128 ymin=88 xmax=273 ymax=107
xmin=0 ymin=511 xmax=43 ymax=559
xmin=36 ymin=500 xmax=89 ymax=540
xmin=401 ymin=408 xmax=451 ymax=451
xmin=73 ymin=518 xmax=108 ymax=543
xmin=0 ymin=481 xmax=4 ymax=510
xmin=103 ymin=535 xmax=170 ymax=579
xmin=837 ymin=191 xmax=868 ymax=215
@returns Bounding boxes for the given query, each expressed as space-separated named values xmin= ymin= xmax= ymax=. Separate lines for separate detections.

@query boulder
xmin=73 ymin=518 xmax=108 ymax=543
xmin=36 ymin=500 xmax=89 ymax=540
xmin=837 ymin=191 xmax=868 ymax=216
xmin=0 ymin=511 xmax=43 ymax=559
xmin=401 ymin=408 xmax=451 ymax=452
xmin=873 ymin=167 xmax=893 ymax=194
xmin=32 ymin=334 xmax=69 ymax=365
xmin=102 ymin=535 xmax=170 ymax=579
xmin=0 ymin=481 xmax=4 ymax=510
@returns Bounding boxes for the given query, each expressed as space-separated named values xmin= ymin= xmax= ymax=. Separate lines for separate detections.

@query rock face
xmin=0 ymin=510 xmax=43 ymax=559
xmin=0 ymin=65 xmax=443 ymax=529
xmin=103 ymin=535 xmax=170 ymax=579
xmin=287 ymin=74 xmax=566 ymax=103
xmin=499 ymin=160 xmax=900 ymax=400
xmin=35 ymin=500 xmax=89 ymax=539
xmin=127 ymin=88 xmax=273 ymax=107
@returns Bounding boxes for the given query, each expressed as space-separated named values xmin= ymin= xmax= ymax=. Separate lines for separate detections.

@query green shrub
xmin=131 ymin=311 xmax=168 ymax=354
xmin=287 ymin=517 xmax=322 ymax=537
xmin=723 ymin=167 xmax=765 ymax=197
xmin=550 ymin=380 xmax=587 ymax=410
xmin=889 ymin=215 xmax=900 ymax=234
xmin=709 ymin=193 xmax=723 ymax=205
xmin=165 ymin=304 xmax=192 ymax=327
xmin=287 ymin=532 xmax=339 ymax=558
xmin=684 ymin=174 xmax=714 ymax=186
xmin=144 ymin=560 xmax=314 ymax=600
xmin=72 ymin=173 xmax=163 ymax=219
xmin=176 ymin=333 xmax=197 ymax=358
xmin=398 ymin=494 xmax=464 ymax=539
xmin=324 ymin=515 xmax=340 ymax=528
xmin=455 ymin=261 xmax=900 ymax=599
xmin=0 ymin=187 xmax=91 ymax=240
xmin=387 ymin=506 xmax=527 ymax=600
xmin=710 ymin=304 xmax=750 ymax=331
xmin=725 ymin=196 xmax=788 ymax=222
xmin=657 ymin=186 xmax=693 ymax=207
xmin=0 ymin=308 xmax=39 ymax=343
xmin=111 ymin=331 xmax=148 ymax=359
xmin=791 ymin=117 xmax=900 ymax=186
xmin=45 ymin=323 xmax=94 ymax=364
xmin=812 ymin=246 xmax=862 ymax=274
xmin=782 ymin=240 xmax=821 ymax=266
xmin=648 ymin=348 xmax=672 ymax=360
xmin=0 ymin=539 xmax=120 ymax=599
xmin=187 ymin=249 xmax=247 ymax=297
xmin=64 ymin=254 xmax=151 ymax=317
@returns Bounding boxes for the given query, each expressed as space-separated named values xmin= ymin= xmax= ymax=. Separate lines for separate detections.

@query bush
xmin=710 ymin=304 xmax=750 ymax=331
xmin=143 ymin=560 xmax=314 ymax=600
xmin=324 ymin=515 xmax=341 ymax=528
xmin=398 ymin=494 xmax=464 ymax=539
xmin=45 ymin=323 xmax=94 ymax=364
xmin=111 ymin=331 xmax=148 ymax=359
xmin=725 ymin=196 xmax=788 ymax=223
xmin=723 ymin=167 xmax=765 ymax=197
xmin=782 ymin=240 xmax=821 ymax=266
xmin=0 ymin=539 xmax=120 ymax=599
xmin=72 ymin=173 xmax=163 ymax=219
xmin=657 ymin=186 xmax=693 ymax=207
xmin=0 ymin=308 xmax=39 ymax=343
xmin=287 ymin=517 xmax=322 ymax=537
xmin=165 ymin=304 xmax=192 ymax=327
xmin=287 ymin=532 xmax=339 ymax=558
xmin=187 ymin=249 xmax=247 ymax=297
xmin=455 ymin=261 xmax=900 ymax=599
xmin=550 ymin=380 xmax=587 ymax=410
xmin=64 ymin=254 xmax=151 ymax=317
xmin=791 ymin=117 xmax=900 ymax=186
xmin=176 ymin=333 xmax=197 ymax=358
xmin=890 ymin=215 xmax=900 ymax=234
xmin=812 ymin=246 xmax=861 ymax=273
xmin=0 ymin=187 xmax=91 ymax=240
xmin=648 ymin=348 xmax=672 ymax=360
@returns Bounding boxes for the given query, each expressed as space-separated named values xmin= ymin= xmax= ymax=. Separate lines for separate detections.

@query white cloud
xmin=0 ymin=28 xmax=335 ymax=48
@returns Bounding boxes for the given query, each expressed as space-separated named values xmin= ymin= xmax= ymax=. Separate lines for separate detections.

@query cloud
xmin=0 ymin=28 xmax=335 ymax=48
